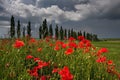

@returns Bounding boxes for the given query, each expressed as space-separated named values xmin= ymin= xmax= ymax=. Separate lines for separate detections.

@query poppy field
xmin=0 ymin=36 xmax=120 ymax=80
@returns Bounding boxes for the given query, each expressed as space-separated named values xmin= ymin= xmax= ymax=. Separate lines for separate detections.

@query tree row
xmin=10 ymin=16 xmax=99 ymax=41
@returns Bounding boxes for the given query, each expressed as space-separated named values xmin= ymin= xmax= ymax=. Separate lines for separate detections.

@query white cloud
xmin=0 ymin=0 xmax=85 ymax=23
xmin=1 ymin=0 xmax=120 ymax=24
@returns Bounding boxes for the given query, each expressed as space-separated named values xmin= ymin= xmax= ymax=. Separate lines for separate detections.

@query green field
xmin=0 ymin=38 xmax=120 ymax=80
xmin=93 ymin=41 xmax=120 ymax=72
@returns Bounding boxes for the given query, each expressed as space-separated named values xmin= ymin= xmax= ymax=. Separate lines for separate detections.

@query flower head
xmin=37 ymin=48 xmax=42 ymax=52
xmin=65 ymin=48 xmax=74 ymax=55
xmin=96 ymin=56 xmax=107 ymax=63
xmin=26 ymin=55 xmax=34 ymax=59
xmin=13 ymin=40 xmax=25 ymax=48
xmin=59 ymin=66 xmax=73 ymax=80
xmin=107 ymin=60 xmax=113 ymax=65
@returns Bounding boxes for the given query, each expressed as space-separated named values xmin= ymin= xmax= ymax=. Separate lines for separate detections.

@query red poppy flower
xmin=97 ymin=48 xmax=108 ymax=56
xmin=29 ymin=38 xmax=36 ymax=43
xmin=85 ymin=41 xmax=91 ymax=47
xmin=34 ymin=57 xmax=40 ymax=62
xmin=59 ymin=66 xmax=73 ymax=80
xmin=65 ymin=48 xmax=74 ymax=55
xmin=49 ymin=43 xmax=53 ymax=47
xmin=40 ymin=75 xmax=47 ymax=80
xmin=13 ymin=40 xmax=25 ymax=48
xmin=28 ymin=66 xmax=38 ymax=77
xmin=62 ymin=43 xmax=67 ymax=48
xmin=78 ymin=36 xmax=84 ymax=41
xmin=37 ymin=61 xmax=49 ymax=69
xmin=100 ymin=48 xmax=108 ymax=53
xmin=78 ymin=41 xmax=84 ymax=48
xmin=54 ymin=45 xmax=60 ymax=51
xmin=107 ymin=60 xmax=113 ymax=65
xmin=68 ymin=42 xmax=77 ymax=48
xmin=37 ymin=48 xmax=42 ymax=52
xmin=52 ymin=68 xmax=59 ymax=73
xmin=69 ymin=37 xmax=75 ymax=41
xmin=96 ymin=56 xmax=107 ymax=63
xmin=26 ymin=55 xmax=34 ymax=59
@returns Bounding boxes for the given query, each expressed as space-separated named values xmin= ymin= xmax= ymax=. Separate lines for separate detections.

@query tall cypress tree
xmin=46 ymin=25 xmax=48 ymax=38
xmin=93 ymin=34 xmax=99 ymax=41
xmin=79 ymin=31 xmax=82 ymax=36
xmin=73 ymin=31 xmax=77 ymax=39
xmin=60 ymin=26 xmax=63 ymax=40
xmin=70 ymin=28 xmax=73 ymax=37
xmin=78 ymin=32 xmax=80 ymax=36
xmin=86 ymin=32 xmax=90 ymax=40
xmin=10 ymin=15 xmax=15 ymax=38
xmin=23 ymin=26 xmax=25 ymax=37
xmin=17 ymin=20 xmax=21 ymax=38
xmin=39 ymin=25 xmax=42 ymax=39
xmin=64 ymin=29 xmax=67 ymax=39
xmin=27 ymin=21 xmax=31 ymax=37
xmin=42 ymin=19 xmax=48 ymax=38
xmin=55 ymin=24 xmax=59 ymax=40
xmin=68 ymin=29 xmax=71 ymax=38
xmin=49 ymin=24 xmax=53 ymax=37
xmin=83 ymin=31 xmax=86 ymax=38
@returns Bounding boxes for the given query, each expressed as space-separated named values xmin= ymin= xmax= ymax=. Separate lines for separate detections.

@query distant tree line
xmin=10 ymin=15 xmax=99 ymax=41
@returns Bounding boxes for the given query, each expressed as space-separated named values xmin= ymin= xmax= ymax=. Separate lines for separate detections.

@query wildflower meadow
xmin=0 ymin=36 xmax=120 ymax=80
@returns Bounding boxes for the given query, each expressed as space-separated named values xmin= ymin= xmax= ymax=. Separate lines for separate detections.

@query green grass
xmin=0 ymin=38 xmax=120 ymax=80
xmin=92 ymin=41 xmax=120 ymax=72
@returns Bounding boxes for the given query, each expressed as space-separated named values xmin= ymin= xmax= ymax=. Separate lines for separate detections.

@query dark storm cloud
xmin=37 ymin=0 xmax=75 ymax=11
xmin=0 ymin=0 xmax=120 ymax=38
xmin=100 ymin=4 xmax=120 ymax=20
xmin=0 ymin=5 xmax=4 ymax=11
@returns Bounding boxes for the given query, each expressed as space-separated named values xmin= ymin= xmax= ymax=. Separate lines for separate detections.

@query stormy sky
xmin=0 ymin=0 xmax=120 ymax=38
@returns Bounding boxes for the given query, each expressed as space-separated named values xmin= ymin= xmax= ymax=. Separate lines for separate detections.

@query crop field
xmin=0 ymin=37 xmax=120 ymax=80
xmin=93 ymin=41 xmax=120 ymax=72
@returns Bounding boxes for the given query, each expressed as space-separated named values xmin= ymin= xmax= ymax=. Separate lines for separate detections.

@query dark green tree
xmin=39 ymin=25 xmax=42 ymax=39
xmin=83 ymin=31 xmax=86 ymax=38
xmin=93 ymin=34 xmax=99 ymax=41
xmin=78 ymin=32 xmax=80 ymax=36
xmin=17 ymin=20 xmax=21 ymax=38
xmin=23 ymin=26 xmax=25 ymax=37
xmin=79 ymin=31 xmax=82 ymax=36
xmin=27 ymin=21 xmax=31 ymax=37
xmin=86 ymin=32 xmax=90 ymax=40
xmin=90 ymin=33 xmax=93 ymax=41
xmin=55 ymin=24 xmax=59 ymax=40
xmin=70 ymin=28 xmax=74 ymax=37
xmin=68 ymin=29 xmax=71 ymax=38
xmin=42 ymin=19 xmax=48 ymax=38
xmin=10 ymin=15 xmax=15 ymax=38
xmin=49 ymin=24 xmax=53 ymax=37
xmin=73 ymin=31 xmax=77 ymax=39
xmin=64 ymin=29 xmax=67 ymax=39
xmin=60 ymin=26 xmax=64 ymax=40
xmin=46 ymin=25 xmax=48 ymax=38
